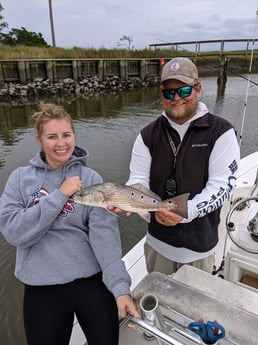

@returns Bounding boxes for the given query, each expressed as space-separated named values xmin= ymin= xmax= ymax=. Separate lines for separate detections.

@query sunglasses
xmin=165 ymin=178 xmax=177 ymax=198
xmin=162 ymin=85 xmax=197 ymax=100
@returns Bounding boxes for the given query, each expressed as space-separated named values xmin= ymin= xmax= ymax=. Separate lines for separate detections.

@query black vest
xmin=141 ymin=113 xmax=234 ymax=252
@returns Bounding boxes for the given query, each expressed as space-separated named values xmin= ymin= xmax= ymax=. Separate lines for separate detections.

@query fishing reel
xmin=226 ymin=196 xmax=258 ymax=254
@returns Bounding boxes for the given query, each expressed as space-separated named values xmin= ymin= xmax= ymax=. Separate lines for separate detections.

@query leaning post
xmin=217 ymin=55 xmax=228 ymax=86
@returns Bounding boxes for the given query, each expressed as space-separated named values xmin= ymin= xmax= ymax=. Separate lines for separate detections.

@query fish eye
xmin=141 ymin=195 xmax=144 ymax=199
xmin=131 ymin=192 xmax=134 ymax=196
xmin=152 ymin=200 xmax=156 ymax=203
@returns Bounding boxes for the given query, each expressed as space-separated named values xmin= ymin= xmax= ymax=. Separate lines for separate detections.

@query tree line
xmin=0 ymin=3 xmax=48 ymax=47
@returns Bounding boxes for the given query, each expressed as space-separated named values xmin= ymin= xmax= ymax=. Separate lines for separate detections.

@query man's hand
xmin=107 ymin=206 xmax=132 ymax=217
xmin=155 ymin=208 xmax=183 ymax=226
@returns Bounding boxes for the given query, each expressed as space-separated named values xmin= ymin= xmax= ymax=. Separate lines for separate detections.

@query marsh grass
xmin=0 ymin=45 xmax=197 ymax=59
xmin=0 ymin=43 xmax=255 ymax=59
xmin=0 ymin=45 xmax=254 ymax=73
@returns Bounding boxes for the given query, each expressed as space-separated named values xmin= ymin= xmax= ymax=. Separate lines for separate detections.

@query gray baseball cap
xmin=161 ymin=57 xmax=198 ymax=85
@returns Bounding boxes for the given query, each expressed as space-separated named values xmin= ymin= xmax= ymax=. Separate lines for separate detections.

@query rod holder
xmin=139 ymin=294 xmax=169 ymax=345
xmin=140 ymin=294 xmax=166 ymax=330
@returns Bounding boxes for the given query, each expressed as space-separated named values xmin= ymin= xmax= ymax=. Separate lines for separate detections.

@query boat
xmin=69 ymin=150 xmax=258 ymax=345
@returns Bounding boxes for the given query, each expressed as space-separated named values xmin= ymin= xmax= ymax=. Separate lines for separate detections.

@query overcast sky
xmin=1 ymin=0 xmax=258 ymax=51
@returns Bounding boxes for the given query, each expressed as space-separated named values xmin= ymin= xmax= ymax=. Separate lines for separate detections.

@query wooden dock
xmin=149 ymin=38 xmax=258 ymax=58
xmin=0 ymin=40 xmax=257 ymax=86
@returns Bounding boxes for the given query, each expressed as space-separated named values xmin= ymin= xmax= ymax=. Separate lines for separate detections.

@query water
xmin=0 ymin=75 xmax=258 ymax=344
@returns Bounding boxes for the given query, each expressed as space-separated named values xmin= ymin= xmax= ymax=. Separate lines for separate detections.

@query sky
xmin=1 ymin=0 xmax=258 ymax=51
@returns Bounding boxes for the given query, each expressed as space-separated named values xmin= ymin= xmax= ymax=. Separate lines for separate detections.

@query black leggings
xmin=23 ymin=273 xmax=119 ymax=345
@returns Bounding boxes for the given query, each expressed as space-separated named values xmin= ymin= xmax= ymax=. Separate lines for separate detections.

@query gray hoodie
xmin=0 ymin=146 xmax=131 ymax=298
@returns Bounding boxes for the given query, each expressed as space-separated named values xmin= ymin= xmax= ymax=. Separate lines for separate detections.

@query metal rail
xmin=149 ymin=38 xmax=258 ymax=56
xmin=130 ymin=317 xmax=201 ymax=345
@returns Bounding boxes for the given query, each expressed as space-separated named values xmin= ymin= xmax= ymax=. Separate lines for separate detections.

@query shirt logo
xmin=192 ymin=143 xmax=208 ymax=147
xmin=32 ymin=187 xmax=75 ymax=217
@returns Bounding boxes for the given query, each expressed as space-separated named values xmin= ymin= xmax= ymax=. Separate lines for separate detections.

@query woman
xmin=0 ymin=103 xmax=139 ymax=345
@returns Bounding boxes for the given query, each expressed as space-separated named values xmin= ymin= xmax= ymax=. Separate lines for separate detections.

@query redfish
xmin=73 ymin=182 xmax=189 ymax=223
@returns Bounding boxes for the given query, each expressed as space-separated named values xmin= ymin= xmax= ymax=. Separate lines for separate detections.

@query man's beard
xmin=164 ymin=99 xmax=199 ymax=124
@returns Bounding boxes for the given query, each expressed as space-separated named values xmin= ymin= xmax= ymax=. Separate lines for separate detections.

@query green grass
xmin=0 ymin=45 xmax=182 ymax=59
xmin=1 ymin=45 xmax=254 ymax=58
xmin=0 ymin=45 xmax=255 ymax=71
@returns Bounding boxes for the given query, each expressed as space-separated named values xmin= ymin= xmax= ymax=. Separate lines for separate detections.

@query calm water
xmin=0 ymin=74 xmax=258 ymax=344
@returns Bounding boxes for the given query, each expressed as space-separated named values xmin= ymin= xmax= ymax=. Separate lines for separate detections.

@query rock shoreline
xmin=0 ymin=59 xmax=256 ymax=101
xmin=0 ymin=75 xmax=160 ymax=101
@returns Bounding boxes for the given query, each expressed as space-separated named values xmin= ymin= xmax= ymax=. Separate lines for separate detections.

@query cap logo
xmin=170 ymin=62 xmax=180 ymax=71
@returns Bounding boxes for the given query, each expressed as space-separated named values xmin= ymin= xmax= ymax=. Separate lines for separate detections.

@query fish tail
xmin=169 ymin=193 xmax=190 ymax=219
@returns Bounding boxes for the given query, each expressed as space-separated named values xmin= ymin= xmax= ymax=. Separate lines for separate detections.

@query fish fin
xmin=137 ymin=211 xmax=151 ymax=223
xmin=168 ymin=193 xmax=190 ymax=219
xmin=130 ymin=183 xmax=161 ymax=201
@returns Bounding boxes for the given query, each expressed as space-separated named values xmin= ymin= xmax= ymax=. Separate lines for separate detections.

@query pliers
xmin=188 ymin=319 xmax=225 ymax=344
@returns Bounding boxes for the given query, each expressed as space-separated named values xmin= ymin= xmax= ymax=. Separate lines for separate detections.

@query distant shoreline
xmin=0 ymin=56 xmax=257 ymax=101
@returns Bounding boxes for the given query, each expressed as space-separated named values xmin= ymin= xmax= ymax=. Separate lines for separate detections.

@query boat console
xmin=119 ymin=265 xmax=258 ymax=345
xmin=224 ymin=195 xmax=258 ymax=291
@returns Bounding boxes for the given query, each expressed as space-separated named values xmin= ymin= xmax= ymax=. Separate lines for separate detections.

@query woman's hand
xmin=116 ymin=294 xmax=141 ymax=320
xmin=59 ymin=176 xmax=82 ymax=197
xmin=155 ymin=208 xmax=183 ymax=226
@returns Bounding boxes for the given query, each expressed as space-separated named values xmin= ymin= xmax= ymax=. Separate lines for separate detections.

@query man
xmin=126 ymin=57 xmax=240 ymax=275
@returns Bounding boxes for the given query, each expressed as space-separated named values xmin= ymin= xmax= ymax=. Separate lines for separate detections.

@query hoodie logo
xmin=32 ymin=187 xmax=75 ymax=217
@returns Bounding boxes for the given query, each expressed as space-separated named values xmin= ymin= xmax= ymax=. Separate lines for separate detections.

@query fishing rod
xmin=215 ymin=8 xmax=258 ymax=276
xmin=172 ymin=43 xmax=258 ymax=86
xmin=158 ymin=30 xmax=258 ymax=94
xmin=176 ymin=11 xmax=258 ymax=148
xmin=238 ymin=8 xmax=258 ymax=149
